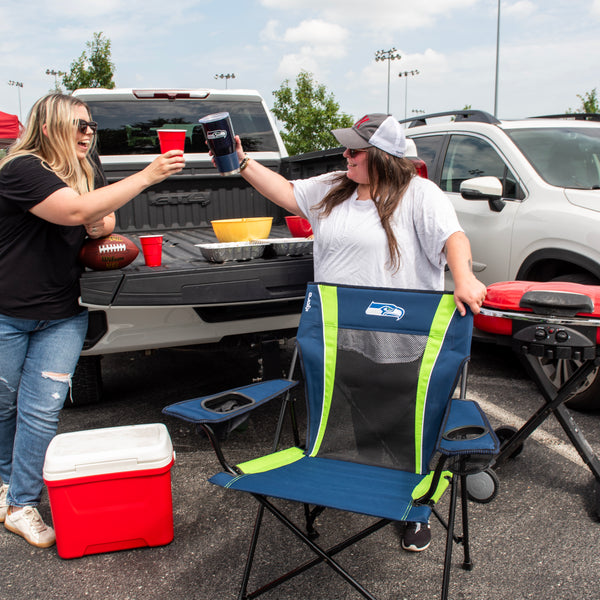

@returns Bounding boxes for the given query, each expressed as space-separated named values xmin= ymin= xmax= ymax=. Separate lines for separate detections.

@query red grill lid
xmin=475 ymin=280 xmax=600 ymax=337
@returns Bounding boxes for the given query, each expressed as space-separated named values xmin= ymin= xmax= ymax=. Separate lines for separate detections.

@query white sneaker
xmin=0 ymin=484 xmax=8 ymax=523
xmin=5 ymin=506 xmax=56 ymax=548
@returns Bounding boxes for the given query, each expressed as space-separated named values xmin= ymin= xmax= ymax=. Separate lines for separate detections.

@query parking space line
xmin=472 ymin=393 xmax=587 ymax=468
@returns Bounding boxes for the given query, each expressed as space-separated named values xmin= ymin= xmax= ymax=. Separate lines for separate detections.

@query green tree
xmin=566 ymin=88 xmax=599 ymax=114
xmin=63 ymin=32 xmax=116 ymax=91
xmin=271 ymin=71 xmax=354 ymax=155
xmin=451 ymin=104 xmax=472 ymax=121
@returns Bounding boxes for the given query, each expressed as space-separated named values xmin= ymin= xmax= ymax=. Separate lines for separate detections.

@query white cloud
xmin=503 ymin=1 xmax=536 ymax=18
xmin=271 ymin=19 xmax=349 ymax=81
xmin=592 ymin=0 xmax=600 ymax=16
xmin=259 ymin=0 xmax=480 ymax=31
xmin=260 ymin=19 xmax=281 ymax=42
xmin=283 ymin=19 xmax=347 ymax=50
xmin=278 ymin=53 xmax=320 ymax=79
xmin=31 ymin=0 xmax=206 ymax=20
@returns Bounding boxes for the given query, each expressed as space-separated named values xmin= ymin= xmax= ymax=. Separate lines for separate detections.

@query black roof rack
xmin=398 ymin=110 xmax=501 ymax=128
xmin=529 ymin=113 xmax=600 ymax=122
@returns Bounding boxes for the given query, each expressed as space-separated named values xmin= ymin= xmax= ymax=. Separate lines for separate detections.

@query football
xmin=78 ymin=233 xmax=139 ymax=271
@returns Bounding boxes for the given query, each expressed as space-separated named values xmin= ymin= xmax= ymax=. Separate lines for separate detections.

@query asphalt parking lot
xmin=2 ymin=342 xmax=600 ymax=600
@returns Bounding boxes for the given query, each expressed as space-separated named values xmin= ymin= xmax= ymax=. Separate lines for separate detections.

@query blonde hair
xmin=0 ymin=93 xmax=97 ymax=194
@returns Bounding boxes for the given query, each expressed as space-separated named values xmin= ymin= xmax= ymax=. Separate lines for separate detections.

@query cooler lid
xmin=43 ymin=423 xmax=174 ymax=481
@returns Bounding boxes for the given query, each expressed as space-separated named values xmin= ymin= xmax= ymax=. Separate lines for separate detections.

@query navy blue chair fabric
xmin=163 ymin=283 xmax=499 ymax=600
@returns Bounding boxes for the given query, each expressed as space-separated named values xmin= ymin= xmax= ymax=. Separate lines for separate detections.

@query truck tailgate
xmin=79 ymin=225 xmax=314 ymax=306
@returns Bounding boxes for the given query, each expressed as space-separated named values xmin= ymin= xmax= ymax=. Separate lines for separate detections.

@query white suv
xmin=403 ymin=110 xmax=600 ymax=410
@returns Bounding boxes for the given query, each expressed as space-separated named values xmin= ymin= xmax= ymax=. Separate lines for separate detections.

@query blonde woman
xmin=0 ymin=93 xmax=184 ymax=548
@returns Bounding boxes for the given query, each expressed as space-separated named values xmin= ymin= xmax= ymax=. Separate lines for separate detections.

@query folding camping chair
xmin=163 ymin=283 xmax=499 ymax=600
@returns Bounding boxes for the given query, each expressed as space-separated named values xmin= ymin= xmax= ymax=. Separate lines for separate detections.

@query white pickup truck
xmin=71 ymin=87 xmax=351 ymax=404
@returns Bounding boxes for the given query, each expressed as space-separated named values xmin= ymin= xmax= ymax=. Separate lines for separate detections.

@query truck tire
xmin=536 ymin=274 xmax=600 ymax=412
xmin=69 ymin=355 xmax=104 ymax=407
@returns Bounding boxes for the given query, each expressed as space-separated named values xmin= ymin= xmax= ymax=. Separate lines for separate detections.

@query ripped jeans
xmin=0 ymin=310 xmax=88 ymax=507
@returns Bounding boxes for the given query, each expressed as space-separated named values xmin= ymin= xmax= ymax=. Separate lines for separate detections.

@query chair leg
xmin=239 ymin=504 xmax=267 ymax=600
xmin=441 ymin=476 xmax=459 ymax=600
xmin=244 ymin=495 xmax=382 ymax=600
xmin=304 ymin=504 xmax=327 ymax=539
xmin=460 ymin=473 xmax=473 ymax=571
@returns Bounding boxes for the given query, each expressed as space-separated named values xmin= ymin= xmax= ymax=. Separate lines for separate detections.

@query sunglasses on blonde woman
xmin=347 ymin=148 xmax=369 ymax=158
xmin=75 ymin=119 xmax=98 ymax=134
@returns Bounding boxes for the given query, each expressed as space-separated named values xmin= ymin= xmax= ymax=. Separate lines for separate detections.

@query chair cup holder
xmin=443 ymin=425 xmax=488 ymax=441
xmin=202 ymin=392 xmax=255 ymax=414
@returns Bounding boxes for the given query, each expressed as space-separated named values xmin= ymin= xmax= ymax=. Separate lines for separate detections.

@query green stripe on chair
xmin=414 ymin=295 xmax=457 ymax=473
xmin=310 ymin=284 xmax=338 ymax=456
xmin=237 ymin=447 xmax=305 ymax=474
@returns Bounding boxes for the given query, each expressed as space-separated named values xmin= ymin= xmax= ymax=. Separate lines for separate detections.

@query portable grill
xmin=473 ymin=280 xmax=600 ymax=516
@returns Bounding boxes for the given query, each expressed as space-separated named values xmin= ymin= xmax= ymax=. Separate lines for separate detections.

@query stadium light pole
xmin=46 ymin=68 xmax=66 ymax=91
xmin=8 ymin=80 xmax=23 ymax=122
xmin=214 ymin=73 xmax=236 ymax=89
xmin=398 ymin=70 xmax=420 ymax=120
xmin=494 ymin=0 xmax=501 ymax=117
xmin=375 ymin=48 xmax=401 ymax=114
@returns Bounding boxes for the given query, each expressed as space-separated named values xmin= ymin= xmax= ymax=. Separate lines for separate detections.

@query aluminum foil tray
xmin=263 ymin=238 xmax=314 ymax=256
xmin=195 ymin=241 xmax=268 ymax=263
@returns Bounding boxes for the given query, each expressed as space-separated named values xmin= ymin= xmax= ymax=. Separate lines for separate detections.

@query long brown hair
xmin=0 ymin=93 xmax=97 ymax=194
xmin=315 ymin=146 xmax=416 ymax=271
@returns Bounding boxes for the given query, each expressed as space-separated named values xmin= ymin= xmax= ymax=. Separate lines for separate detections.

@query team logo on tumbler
xmin=365 ymin=301 xmax=405 ymax=320
xmin=207 ymin=130 xmax=228 ymax=140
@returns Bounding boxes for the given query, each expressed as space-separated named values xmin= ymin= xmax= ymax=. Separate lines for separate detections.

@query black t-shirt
xmin=0 ymin=154 xmax=105 ymax=320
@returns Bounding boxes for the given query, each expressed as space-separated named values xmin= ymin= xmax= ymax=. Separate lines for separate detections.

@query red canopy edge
xmin=0 ymin=111 xmax=22 ymax=139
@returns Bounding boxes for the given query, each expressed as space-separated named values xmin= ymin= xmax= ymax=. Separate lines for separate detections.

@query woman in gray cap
xmin=227 ymin=113 xmax=487 ymax=552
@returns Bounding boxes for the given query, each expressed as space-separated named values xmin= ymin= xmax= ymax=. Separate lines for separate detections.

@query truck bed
xmin=79 ymin=224 xmax=314 ymax=307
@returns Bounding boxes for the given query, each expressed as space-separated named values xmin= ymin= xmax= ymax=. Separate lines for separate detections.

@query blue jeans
xmin=0 ymin=310 xmax=88 ymax=507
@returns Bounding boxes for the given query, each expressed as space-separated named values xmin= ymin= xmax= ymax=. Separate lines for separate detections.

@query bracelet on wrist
xmin=239 ymin=155 xmax=250 ymax=172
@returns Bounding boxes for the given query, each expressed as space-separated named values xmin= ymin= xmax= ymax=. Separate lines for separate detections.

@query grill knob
xmin=555 ymin=330 xmax=569 ymax=343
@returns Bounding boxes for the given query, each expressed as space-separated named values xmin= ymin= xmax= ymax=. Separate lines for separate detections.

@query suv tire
xmin=538 ymin=274 xmax=600 ymax=412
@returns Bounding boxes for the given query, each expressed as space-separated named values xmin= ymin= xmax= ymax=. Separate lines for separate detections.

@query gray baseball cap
xmin=332 ymin=113 xmax=407 ymax=158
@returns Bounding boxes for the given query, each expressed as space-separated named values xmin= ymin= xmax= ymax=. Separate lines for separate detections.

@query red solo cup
xmin=157 ymin=129 xmax=186 ymax=154
xmin=285 ymin=215 xmax=313 ymax=237
xmin=140 ymin=235 xmax=163 ymax=267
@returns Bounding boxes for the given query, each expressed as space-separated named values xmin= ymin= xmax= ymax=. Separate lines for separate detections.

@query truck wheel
xmin=69 ymin=355 xmax=104 ymax=407
xmin=536 ymin=274 xmax=600 ymax=412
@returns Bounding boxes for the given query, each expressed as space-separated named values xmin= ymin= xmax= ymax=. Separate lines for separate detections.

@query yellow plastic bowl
xmin=211 ymin=217 xmax=273 ymax=242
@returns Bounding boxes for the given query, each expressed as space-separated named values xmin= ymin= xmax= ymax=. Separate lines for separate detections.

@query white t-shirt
xmin=293 ymin=171 xmax=463 ymax=291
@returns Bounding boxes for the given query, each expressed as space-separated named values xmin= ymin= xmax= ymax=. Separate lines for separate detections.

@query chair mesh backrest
xmin=297 ymin=283 xmax=472 ymax=474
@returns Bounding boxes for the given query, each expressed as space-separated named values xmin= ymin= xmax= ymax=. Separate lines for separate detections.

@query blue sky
xmin=1 ymin=0 xmax=599 ymax=126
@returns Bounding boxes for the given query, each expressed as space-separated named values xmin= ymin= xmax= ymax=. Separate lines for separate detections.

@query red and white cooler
xmin=43 ymin=423 xmax=175 ymax=559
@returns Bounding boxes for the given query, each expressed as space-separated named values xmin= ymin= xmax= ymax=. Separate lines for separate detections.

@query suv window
xmin=86 ymin=100 xmax=280 ymax=155
xmin=411 ymin=135 xmax=444 ymax=176
xmin=440 ymin=135 xmax=520 ymax=199
xmin=506 ymin=127 xmax=600 ymax=190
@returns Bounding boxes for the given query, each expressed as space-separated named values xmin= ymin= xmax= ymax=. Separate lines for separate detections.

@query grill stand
xmin=472 ymin=306 xmax=600 ymax=518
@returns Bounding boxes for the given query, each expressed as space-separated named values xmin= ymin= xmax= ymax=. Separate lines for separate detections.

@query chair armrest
xmin=437 ymin=399 xmax=499 ymax=457
xmin=415 ymin=400 xmax=500 ymax=504
xmin=162 ymin=379 xmax=299 ymax=475
xmin=162 ymin=379 xmax=298 ymax=424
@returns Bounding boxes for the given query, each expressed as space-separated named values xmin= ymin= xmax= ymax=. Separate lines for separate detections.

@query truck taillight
xmin=410 ymin=158 xmax=428 ymax=179
xmin=133 ymin=90 xmax=210 ymax=100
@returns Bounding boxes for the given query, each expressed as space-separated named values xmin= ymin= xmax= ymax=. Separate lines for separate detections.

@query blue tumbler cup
xmin=198 ymin=112 xmax=240 ymax=175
